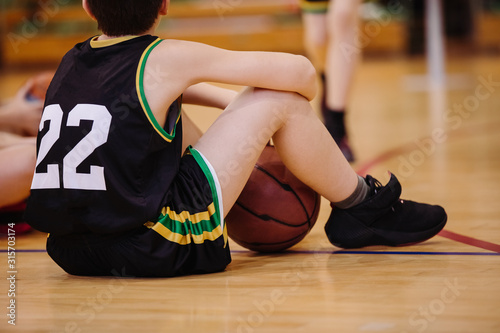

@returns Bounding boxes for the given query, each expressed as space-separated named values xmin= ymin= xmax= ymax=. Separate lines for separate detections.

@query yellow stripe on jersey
xmin=90 ymin=35 xmax=139 ymax=48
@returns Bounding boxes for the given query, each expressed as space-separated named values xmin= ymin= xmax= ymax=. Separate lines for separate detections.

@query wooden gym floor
xmin=1 ymin=54 xmax=500 ymax=332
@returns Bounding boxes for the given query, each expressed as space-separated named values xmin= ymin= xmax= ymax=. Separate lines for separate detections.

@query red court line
xmin=354 ymin=123 xmax=500 ymax=253
xmin=438 ymin=230 xmax=500 ymax=253
xmin=356 ymin=144 xmax=413 ymax=176
xmin=357 ymin=120 xmax=500 ymax=177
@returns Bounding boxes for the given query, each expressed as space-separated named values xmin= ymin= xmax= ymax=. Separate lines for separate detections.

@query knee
xmin=252 ymin=88 xmax=311 ymax=110
xmin=257 ymin=90 xmax=318 ymax=128
xmin=252 ymin=87 xmax=306 ymax=101
xmin=328 ymin=4 xmax=360 ymax=35
xmin=230 ymin=87 xmax=313 ymax=122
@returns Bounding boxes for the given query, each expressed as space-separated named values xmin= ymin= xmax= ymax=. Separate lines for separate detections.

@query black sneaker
xmin=325 ymin=173 xmax=447 ymax=249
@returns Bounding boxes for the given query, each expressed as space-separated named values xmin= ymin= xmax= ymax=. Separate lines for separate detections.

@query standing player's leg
xmin=302 ymin=12 xmax=328 ymax=74
xmin=323 ymin=0 xmax=363 ymax=161
xmin=300 ymin=3 xmax=328 ymax=115
xmin=325 ymin=0 xmax=362 ymax=111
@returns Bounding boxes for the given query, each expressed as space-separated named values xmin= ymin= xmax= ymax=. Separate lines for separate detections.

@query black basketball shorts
xmin=46 ymin=146 xmax=231 ymax=277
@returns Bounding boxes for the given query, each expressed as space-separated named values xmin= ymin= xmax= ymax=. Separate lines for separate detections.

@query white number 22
xmin=31 ymin=104 xmax=112 ymax=191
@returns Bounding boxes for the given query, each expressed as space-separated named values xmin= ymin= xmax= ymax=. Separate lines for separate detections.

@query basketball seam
xmin=254 ymin=163 xmax=316 ymax=227
xmin=234 ymin=201 xmax=310 ymax=227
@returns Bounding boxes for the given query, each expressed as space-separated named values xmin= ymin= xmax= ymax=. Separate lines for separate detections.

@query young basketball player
xmin=24 ymin=0 xmax=447 ymax=277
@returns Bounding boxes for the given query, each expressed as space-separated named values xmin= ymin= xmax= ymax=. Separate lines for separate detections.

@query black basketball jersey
xmin=25 ymin=35 xmax=183 ymax=235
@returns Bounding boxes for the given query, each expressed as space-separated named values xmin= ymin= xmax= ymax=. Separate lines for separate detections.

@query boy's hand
xmin=16 ymin=78 xmax=45 ymax=136
xmin=0 ymin=76 xmax=46 ymax=137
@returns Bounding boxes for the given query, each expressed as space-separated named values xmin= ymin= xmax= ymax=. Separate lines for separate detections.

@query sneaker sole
xmin=328 ymin=216 xmax=447 ymax=249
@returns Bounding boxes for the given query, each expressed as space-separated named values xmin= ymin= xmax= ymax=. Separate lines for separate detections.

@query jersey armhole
xmin=136 ymin=38 xmax=180 ymax=142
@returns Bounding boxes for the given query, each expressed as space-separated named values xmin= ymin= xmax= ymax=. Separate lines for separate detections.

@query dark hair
xmin=86 ymin=0 xmax=164 ymax=36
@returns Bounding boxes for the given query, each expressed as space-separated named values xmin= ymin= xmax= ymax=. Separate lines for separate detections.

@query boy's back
xmin=25 ymin=35 xmax=184 ymax=235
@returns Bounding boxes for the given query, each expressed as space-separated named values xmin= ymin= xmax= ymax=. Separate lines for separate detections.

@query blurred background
xmin=1 ymin=4 xmax=499 ymax=331
xmin=2 ymin=0 xmax=500 ymax=164
xmin=1 ymin=0 xmax=499 ymax=68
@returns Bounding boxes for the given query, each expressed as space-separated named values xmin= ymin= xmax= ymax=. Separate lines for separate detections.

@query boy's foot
xmin=325 ymin=173 xmax=447 ymax=249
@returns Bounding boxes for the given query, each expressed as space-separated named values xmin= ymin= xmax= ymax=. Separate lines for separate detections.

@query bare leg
xmin=181 ymin=111 xmax=203 ymax=152
xmin=193 ymin=87 xmax=358 ymax=215
xmin=325 ymin=0 xmax=362 ymax=110
xmin=302 ymin=13 xmax=327 ymax=72
xmin=0 ymin=142 xmax=36 ymax=208
xmin=0 ymin=132 xmax=34 ymax=149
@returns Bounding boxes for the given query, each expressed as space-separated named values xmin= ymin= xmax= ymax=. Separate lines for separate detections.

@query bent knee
xmin=252 ymin=88 xmax=309 ymax=104
xmin=229 ymin=87 xmax=312 ymax=119
xmin=252 ymin=89 xmax=315 ymax=123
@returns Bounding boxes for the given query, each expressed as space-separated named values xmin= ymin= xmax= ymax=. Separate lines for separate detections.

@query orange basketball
xmin=226 ymin=144 xmax=320 ymax=252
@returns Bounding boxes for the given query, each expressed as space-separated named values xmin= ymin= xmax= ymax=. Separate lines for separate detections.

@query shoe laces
xmin=366 ymin=174 xmax=404 ymax=212
xmin=366 ymin=175 xmax=383 ymax=195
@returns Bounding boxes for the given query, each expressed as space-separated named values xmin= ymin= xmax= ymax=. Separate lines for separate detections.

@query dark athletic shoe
xmin=325 ymin=173 xmax=447 ymax=249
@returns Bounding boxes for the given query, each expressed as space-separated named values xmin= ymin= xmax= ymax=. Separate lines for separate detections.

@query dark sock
xmin=333 ymin=175 xmax=369 ymax=209
xmin=323 ymin=109 xmax=346 ymax=144
xmin=320 ymin=72 xmax=348 ymax=143
xmin=320 ymin=72 xmax=327 ymax=111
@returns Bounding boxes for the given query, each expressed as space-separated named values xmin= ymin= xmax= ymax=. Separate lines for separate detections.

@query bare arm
xmin=143 ymin=40 xmax=318 ymax=126
xmin=182 ymin=83 xmax=238 ymax=109
xmin=153 ymin=40 xmax=318 ymax=101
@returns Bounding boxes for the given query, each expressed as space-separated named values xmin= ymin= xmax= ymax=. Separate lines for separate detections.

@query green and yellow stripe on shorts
xmin=150 ymin=147 xmax=227 ymax=247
